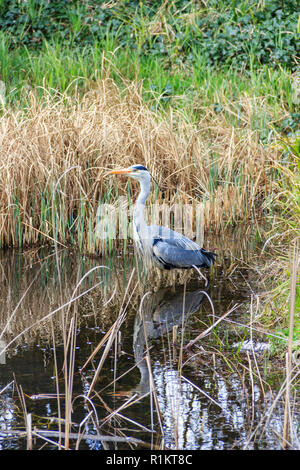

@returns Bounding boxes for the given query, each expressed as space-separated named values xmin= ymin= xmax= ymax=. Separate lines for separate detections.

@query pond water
xmin=0 ymin=233 xmax=298 ymax=450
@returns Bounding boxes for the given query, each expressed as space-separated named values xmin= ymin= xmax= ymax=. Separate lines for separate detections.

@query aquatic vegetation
xmin=0 ymin=247 xmax=298 ymax=450
xmin=0 ymin=78 xmax=288 ymax=253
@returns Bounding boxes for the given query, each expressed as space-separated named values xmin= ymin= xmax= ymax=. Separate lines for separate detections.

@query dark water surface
xmin=0 ymin=235 xmax=298 ymax=450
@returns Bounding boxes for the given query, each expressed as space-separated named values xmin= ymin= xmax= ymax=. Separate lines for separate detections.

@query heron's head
xmin=108 ymin=164 xmax=151 ymax=183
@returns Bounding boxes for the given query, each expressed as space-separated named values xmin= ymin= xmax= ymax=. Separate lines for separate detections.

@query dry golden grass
xmin=0 ymin=79 xmax=280 ymax=252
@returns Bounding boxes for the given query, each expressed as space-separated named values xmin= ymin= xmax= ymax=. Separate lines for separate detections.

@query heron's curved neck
xmin=133 ymin=178 xmax=151 ymax=232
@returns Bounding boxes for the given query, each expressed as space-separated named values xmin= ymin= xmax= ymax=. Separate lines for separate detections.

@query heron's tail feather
xmin=199 ymin=248 xmax=217 ymax=268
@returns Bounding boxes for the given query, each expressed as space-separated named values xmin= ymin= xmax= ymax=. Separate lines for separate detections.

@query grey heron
xmin=108 ymin=164 xmax=216 ymax=278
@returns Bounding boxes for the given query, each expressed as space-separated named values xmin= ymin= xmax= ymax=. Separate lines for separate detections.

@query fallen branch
xmin=0 ymin=429 xmax=151 ymax=448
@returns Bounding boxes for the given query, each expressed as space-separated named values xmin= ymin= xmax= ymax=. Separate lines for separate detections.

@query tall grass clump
xmin=0 ymin=78 xmax=284 ymax=253
xmin=257 ymin=135 xmax=300 ymax=350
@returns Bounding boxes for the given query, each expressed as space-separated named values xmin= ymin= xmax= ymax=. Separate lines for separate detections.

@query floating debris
xmin=233 ymin=339 xmax=271 ymax=353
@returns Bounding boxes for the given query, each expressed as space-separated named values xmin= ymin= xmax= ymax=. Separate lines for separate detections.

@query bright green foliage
xmin=0 ymin=0 xmax=298 ymax=135
xmin=0 ymin=0 xmax=298 ymax=69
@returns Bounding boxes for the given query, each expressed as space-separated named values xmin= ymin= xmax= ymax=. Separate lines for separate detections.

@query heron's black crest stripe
xmin=132 ymin=165 xmax=148 ymax=171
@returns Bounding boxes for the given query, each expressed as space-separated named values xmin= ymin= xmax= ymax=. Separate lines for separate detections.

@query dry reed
xmin=0 ymin=79 xmax=280 ymax=252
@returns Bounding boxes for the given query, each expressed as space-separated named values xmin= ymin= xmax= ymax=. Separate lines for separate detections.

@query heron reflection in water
xmin=133 ymin=285 xmax=206 ymax=395
xmin=108 ymin=165 xmax=216 ymax=284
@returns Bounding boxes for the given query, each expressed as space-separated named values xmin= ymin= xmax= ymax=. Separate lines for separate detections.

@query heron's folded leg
xmin=192 ymin=265 xmax=208 ymax=287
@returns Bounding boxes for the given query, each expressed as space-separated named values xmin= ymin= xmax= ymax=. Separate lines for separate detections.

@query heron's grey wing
xmin=148 ymin=226 xmax=200 ymax=250
xmin=152 ymin=236 xmax=216 ymax=269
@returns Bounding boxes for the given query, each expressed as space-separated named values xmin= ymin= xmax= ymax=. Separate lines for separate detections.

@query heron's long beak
xmin=107 ymin=168 xmax=133 ymax=175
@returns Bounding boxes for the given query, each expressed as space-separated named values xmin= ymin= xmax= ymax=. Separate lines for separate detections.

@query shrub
xmin=0 ymin=0 xmax=298 ymax=70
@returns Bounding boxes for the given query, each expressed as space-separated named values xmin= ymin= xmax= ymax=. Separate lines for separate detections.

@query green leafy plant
xmin=0 ymin=0 xmax=298 ymax=70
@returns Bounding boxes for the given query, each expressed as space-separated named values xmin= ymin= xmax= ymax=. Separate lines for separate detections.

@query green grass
xmin=0 ymin=0 xmax=298 ymax=135
xmin=261 ymin=135 xmax=300 ymax=351
xmin=0 ymin=34 xmax=296 ymax=143
xmin=1 ymin=1 xmax=298 ymax=67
